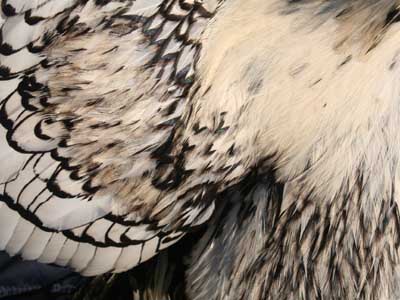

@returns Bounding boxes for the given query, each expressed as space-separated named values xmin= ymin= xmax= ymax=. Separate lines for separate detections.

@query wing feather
xmin=68 ymin=242 xmax=96 ymax=272
xmin=19 ymin=227 xmax=52 ymax=260
xmin=5 ymin=217 xmax=35 ymax=256
xmin=0 ymin=202 xmax=19 ymax=249
xmin=82 ymin=246 xmax=122 ymax=276
xmin=37 ymin=232 xmax=67 ymax=263
xmin=0 ymin=0 xmax=235 ymax=276
xmin=54 ymin=238 xmax=78 ymax=266
xmin=113 ymin=244 xmax=142 ymax=273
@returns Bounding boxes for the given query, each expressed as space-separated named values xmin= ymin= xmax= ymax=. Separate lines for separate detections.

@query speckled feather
xmin=0 ymin=0 xmax=231 ymax=276
xmin=185 ymin=1 xmax=400 ymax=299
xmin=2 ymin=0 xmax=400 ymax=299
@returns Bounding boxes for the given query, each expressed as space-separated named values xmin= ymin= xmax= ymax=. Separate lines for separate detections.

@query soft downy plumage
xmin=1 ymin=0 xmax=400 ymax=299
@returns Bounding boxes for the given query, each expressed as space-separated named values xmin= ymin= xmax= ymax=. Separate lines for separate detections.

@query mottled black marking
xmin=338 ymin=55 xmax=352 ymax=68
xmin=289 ymin=63 xmax=309 ymax=77
xmin=34 ymin=120 xmax=52 ymax=140
xmin=24 ymin=10 xmax=45 ymax=25
xmin=248 ymin=77 xmax=264 ymax=95
xmin=1 ymin=1 xmax=16 ymax=17
xmin=0 ymin=65 xmax=11 ymax=78
xmin=309 ymin=78 xmax=322 ymax=87
xmin=203 ymin=143 xmax=216 ymax=156
xmin=335 ymin=7 xmax=353 ymax=18
xmin=385 ymin=5 xmax=400 ymax=25
xmin=0 ymin=43 xmax=14 ymax=55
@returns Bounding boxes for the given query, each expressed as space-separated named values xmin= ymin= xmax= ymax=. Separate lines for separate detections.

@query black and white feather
xmin=3 ymin=0 xmax=400 ymax=299
xmin=0 ymin=0 xmax=232 ymax=276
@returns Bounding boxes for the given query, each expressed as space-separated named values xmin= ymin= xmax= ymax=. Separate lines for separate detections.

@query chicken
xmin=1 ymin=0 xmax=400 ymax=299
